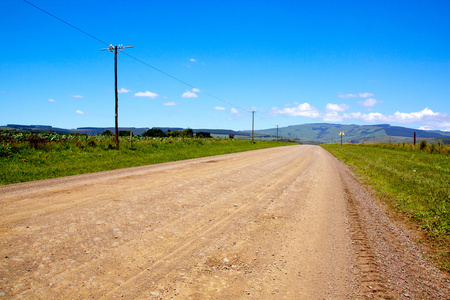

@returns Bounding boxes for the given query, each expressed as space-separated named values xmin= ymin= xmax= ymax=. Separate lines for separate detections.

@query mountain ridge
xmin=2 ymin=123 xmax=450 ymax=143
xmin=248 ymin=123 xmax=450 ymax=143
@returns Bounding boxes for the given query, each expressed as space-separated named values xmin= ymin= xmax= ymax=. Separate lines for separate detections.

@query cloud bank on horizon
xmin=270 ymin=92 xmax=450 ymax=131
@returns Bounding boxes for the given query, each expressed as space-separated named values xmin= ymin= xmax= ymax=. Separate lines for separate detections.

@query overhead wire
xmin=22 ymin=0 xmax=252 ymax=115
xmin=122 ymin=52 xmax=249 ymax=112
xmin=22 ymin=0 xmax=109 ymax=46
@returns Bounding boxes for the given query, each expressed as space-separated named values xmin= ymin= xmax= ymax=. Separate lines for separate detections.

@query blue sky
xmin=1 ymin=0 xmax=449 ymax=131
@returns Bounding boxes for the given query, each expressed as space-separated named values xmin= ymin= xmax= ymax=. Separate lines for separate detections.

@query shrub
xmin=87 ymin=139 xmax=97 ymax=147
xmin=27 ymin=135 xmax=48 ymax=149
xmin=420 ymin=140 xmax=428 ymax=150
xmin=0 ymin=144 xmax=13 ymax=158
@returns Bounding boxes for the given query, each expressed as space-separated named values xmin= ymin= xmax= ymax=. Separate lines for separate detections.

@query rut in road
xmin=100 ymin=146 xmax=316 ymax=298
xmin=1 ymin=145 xmax=448 ymax=299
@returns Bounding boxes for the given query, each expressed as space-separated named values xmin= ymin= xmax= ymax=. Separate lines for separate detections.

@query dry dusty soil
xmin=0 ymin=145 xmax=448 ymax=299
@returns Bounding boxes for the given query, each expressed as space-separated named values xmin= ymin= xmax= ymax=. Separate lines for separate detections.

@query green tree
xmin=169 ymin=130 xmax=179 ymax=137
xmin=181 ymin=129 xmax=194 ymax=138
xmin=196 ymin=132 xmax=212 ymax=138
xmin=119 ymin=130 xmax=132 ymax=137
xmin=143 ymin=128 xmax=167 ymax=137
xmin=101 ymin=130 xmax=112 ymax=136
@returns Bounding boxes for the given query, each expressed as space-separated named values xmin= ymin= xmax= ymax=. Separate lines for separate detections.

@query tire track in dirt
xmin=335 ymin=154 xmax=450 ymax=299
xmin=0 ymin=149 xmax=284 ymax=225
xmin=98 ymin=148 xmax=316 ymax=298
xmin=343 ymin=185 xmax=393 ymax=299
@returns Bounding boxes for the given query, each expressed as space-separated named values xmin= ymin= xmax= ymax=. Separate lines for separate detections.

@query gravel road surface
xmin=0 ymin=145 xmax=448 ymax=299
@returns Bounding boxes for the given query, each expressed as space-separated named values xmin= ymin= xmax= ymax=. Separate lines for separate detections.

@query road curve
xmin=0 ymin=145 xmax=448 ymax=299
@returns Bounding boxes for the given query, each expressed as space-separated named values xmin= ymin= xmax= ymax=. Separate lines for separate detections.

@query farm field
xmin=1 ymin=145 xmax=448 ymax=298
xmin=0 ymin=131 xmax=292 ymax=185
xmin=321 ymin=143 xmax=450 ymax=272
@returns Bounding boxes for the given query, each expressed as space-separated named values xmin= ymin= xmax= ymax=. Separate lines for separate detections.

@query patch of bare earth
xmin=0 ymin=145 xmax=448 ymax=299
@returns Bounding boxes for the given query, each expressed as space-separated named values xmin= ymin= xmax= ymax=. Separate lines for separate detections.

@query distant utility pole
xmin=276 ymin=125 xmax=279 ymax=142
xmin=252 ymin=111 xmax=255 ymax=142
xmin=100 ymin=44 xmax=133 ymax=150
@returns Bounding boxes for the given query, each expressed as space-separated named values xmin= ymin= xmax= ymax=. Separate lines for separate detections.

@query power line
xmin=122 ymin=53 xmax=248 ymax=111
xmin=22 ymin=0 xmax=251 ymax=114
xmin=22 ymin=0 xmax=109 ymax=46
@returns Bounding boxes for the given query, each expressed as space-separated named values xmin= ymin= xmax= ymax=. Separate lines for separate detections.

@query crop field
xmin=322 ymin=143 xmax=450 ymax=271
xmin=0 ymin=131 xmax=293 ymax=186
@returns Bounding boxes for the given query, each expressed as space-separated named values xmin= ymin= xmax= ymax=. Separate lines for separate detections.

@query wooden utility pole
xmin=252 ymin=111 xmax=255 ymax=142
xmin=100 ymin=44 xmax=133 ymax=150
xmin=276 ymin=125 xmax=279 ymax=142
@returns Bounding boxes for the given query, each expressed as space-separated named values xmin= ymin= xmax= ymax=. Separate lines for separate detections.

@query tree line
xmin=101 ymin=128 xmax=213 ymax=138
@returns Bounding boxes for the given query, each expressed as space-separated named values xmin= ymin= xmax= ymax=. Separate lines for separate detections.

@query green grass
xmin=322 ymin=143 xmax=450 ymax=272
xmin=1 ymin=138 xmax=294 ymax=186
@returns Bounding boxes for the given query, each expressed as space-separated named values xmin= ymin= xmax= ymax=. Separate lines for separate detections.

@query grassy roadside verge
xmin=321 ymin=143 xmax=450 ymax=272
xmin=1 ymin=138 xmax=294 ymax=186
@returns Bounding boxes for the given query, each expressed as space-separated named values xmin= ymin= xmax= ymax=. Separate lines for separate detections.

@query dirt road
xmin=1 ymin=145 xmax=448 ymax=299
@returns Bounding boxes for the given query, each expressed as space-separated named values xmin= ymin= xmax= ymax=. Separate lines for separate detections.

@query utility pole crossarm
xmin=100 ymin=44 xmax=133 ymax=52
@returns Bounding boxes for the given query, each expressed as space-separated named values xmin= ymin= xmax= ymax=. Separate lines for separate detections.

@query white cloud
xmin=182 ymin=88 xmax=200 ymax=98
xmin=48 ymin=99 xmax=55 ymax=102
xmin=135 ymin=91 xmax=158 ymax=99
xmin=163 ymin=102 xmax=176 ymax=106
xmin=359 ymin=112 xmax=387 ymax=122
xmin=342 ymin=108 xmax=449 ymax=130
xmin=323 ymin=111 xmax=344 ymax=122
xmin=182 ymin=91 xmax=198 ymax=98
xmin=326 ymin=103 xmax=350 ymax=112
xmin=338 ymin=93 xmax=357 ymax=98
xmin=392 ymin=107 xmax=438 ymax=122
xmin=338 ymin=92 xmax=374 ymax=99
xmin=118 ymin=88 xmax=130 ymax=93
xmin=190 ymin=58 xmax=197 ymax=62
xmin=214 ymin=106 xmax=226 ymax=110
xmin=358 ymin=98 xmax=382 ymax=107
xmin=230 ymin=108 xmax=239 ymax=114
xmin=274 ymin=103 xmax=320 ymax=118
xmin=75 ymin=110 xmax=85 ymax=115
xmin=70 ymin=95 xmax=83 ymax=98
xmin=358 ymin=92 xmax=374 ymax=98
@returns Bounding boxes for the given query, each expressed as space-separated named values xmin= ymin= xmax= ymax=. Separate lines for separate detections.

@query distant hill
xmin=2 ymin=124 xmax=73 ymax=134
xmin=249 ymin=123 xmax=450 ymax=143
xmin=3 ymin=123 xmax=449 ymax=143
xmin=1 ymin=124 xmax=246 ymax=137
